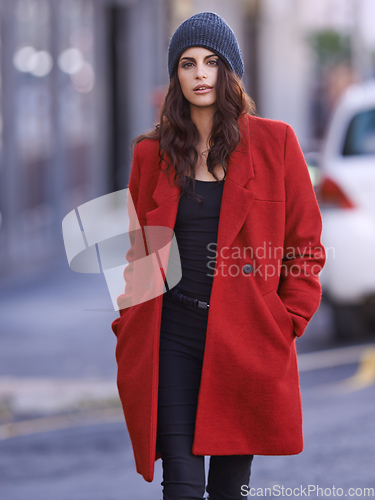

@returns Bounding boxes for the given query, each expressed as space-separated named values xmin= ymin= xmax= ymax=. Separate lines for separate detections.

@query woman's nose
xmin=195 ymin=63 xmax=207 ymax=79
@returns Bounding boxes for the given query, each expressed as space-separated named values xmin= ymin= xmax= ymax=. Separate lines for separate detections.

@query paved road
xmin=0 ymin=258 xmax=374 ymax=499
xmin=0 ymin=259 xmax=117 ymax=379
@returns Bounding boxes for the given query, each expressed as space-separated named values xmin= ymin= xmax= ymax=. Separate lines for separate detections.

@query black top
xmin=167 ymin=177 xmax=224 ymax=301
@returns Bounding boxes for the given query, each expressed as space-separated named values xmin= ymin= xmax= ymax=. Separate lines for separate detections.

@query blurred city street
xmin=0 ymin=256 xmax=374 ymax=499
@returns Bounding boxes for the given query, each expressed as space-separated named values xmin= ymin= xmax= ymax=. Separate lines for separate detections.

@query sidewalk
xmin=0 ymin=376 xmax=119 ymax=423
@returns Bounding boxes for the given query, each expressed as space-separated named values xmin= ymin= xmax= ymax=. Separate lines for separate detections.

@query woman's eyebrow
xmin=179 ymin=54 xmax=217 ymax=62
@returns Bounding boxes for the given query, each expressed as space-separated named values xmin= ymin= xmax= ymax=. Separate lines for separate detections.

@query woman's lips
xmin=193 ymin=87 xmax=213 ymax=94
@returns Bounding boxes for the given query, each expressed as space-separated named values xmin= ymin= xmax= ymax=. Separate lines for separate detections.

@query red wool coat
xmin=111 ymin=113 xmax=326 ymax=482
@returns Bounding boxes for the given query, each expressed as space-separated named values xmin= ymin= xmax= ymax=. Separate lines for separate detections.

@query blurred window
xmin=342 ymin=109 xmax=375 ymax=156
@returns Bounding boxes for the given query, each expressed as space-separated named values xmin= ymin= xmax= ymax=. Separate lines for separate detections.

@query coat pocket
xmin=262 ymin=290 xmax=296 ymax=345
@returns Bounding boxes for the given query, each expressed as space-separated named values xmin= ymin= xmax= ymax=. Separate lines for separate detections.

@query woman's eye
xmin=181 ymin=60 xmax=217 ymax=68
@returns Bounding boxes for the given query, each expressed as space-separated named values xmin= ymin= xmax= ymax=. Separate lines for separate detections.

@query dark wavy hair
xmin=132 ymin=58 xmax=256 ymax=202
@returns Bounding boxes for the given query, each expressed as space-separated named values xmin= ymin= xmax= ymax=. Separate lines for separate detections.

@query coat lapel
xmin=145 ymin=115 xmax=255 ymax=256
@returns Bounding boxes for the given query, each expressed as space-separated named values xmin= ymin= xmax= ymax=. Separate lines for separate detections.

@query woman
xmin=112 ymin=12 xmax=326 ymax=500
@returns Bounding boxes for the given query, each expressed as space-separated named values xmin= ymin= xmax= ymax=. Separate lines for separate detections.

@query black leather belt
xmin=166 ymin=287 xmax=210 ymax=310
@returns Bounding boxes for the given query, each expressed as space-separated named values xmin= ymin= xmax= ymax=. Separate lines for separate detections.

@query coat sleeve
xmin=277 ymin=124 xmax=326 ymax=338
xmin=111 ymin=143 xmax=142 ymax=336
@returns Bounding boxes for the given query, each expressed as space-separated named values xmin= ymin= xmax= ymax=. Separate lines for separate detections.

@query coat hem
xmin=147 ymin=293 xmax=163 ymax=484
xmin=191 ymin=445 xmax=304 ymax=456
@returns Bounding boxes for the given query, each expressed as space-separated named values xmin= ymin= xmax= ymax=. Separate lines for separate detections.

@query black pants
xmin=156 ymin=291 xmax=254 ymax=500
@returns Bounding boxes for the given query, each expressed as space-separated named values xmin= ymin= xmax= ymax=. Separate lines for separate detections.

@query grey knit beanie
xmin=168 ymin=12 xmax=244 ymax=80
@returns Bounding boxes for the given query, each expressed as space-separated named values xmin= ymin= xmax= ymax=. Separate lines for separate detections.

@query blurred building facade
xmin=0 ymin=0 xmax=374 ymax=273
xmin=0 ymin=0 xmax=168 ymax=274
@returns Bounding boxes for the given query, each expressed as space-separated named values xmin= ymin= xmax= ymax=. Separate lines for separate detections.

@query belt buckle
xmin=197 ymin=300 xmax=209 ymax=310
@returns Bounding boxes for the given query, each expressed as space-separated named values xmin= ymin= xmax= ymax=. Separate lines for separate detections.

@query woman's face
xmin=177 ymin=47 xmax=218 ymax=110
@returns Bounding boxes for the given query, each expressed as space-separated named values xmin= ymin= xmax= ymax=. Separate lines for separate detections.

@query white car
xmin=318 ymin=80 xmax=375 ymax=339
